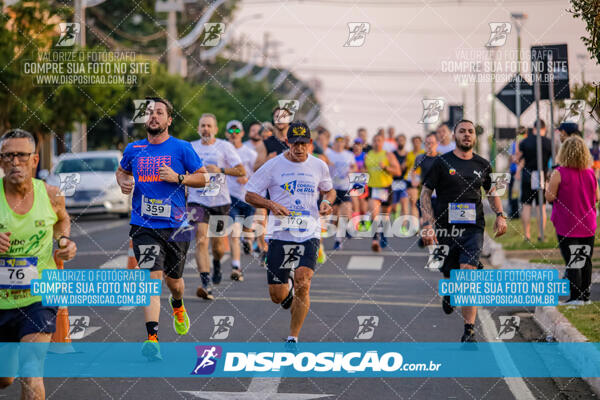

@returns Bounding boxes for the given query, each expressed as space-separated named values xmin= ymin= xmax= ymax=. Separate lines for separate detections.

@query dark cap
xmin=558 ymin=122 xmax=579 ymax=135
xmin=287 ymin=121 xmax=311 ymax=144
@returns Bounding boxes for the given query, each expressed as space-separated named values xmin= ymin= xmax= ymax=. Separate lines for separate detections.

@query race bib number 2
xmin=448 ymin=203 xmax=476 ymax=224
xmin=142 ymin=195 xmax=171 ymax=219
xmin=0 ymin=257 xmax=39 ymax=289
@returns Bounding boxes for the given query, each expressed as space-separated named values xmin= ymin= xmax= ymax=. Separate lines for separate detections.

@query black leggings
xmin=557 ymin=235 xmax=594 ymax=301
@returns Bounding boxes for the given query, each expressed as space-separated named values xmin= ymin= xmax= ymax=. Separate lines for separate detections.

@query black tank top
xmin=392 ymin=150 xmax=407 ymax=179
xmin=264 ymin=136 xmax=289 ymax=155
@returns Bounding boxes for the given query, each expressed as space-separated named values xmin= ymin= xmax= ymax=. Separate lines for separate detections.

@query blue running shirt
xmin=120 ymin=136 xmax=203 ymax=228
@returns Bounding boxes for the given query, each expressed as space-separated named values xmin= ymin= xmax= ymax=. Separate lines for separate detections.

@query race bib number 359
xmin=0 ymin=257 xmax=39 ymax=289
xmin=142 ymin=195 xmax=171 ymax=219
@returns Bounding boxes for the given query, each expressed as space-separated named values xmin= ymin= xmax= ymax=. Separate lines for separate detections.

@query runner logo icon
xmin=210 ymin=316 xmax=234 ymax=340
xmin=191 ymin=345 xmax=222 ymax=375
xmin=497 ymin=316 xmax=520 ymax=340
xmin=562 ymin=100 xmax=586 ymax=123
xmin=201 ymin=23 xmax=225 ymax=46
xmin=567 ymin=245 xmax=591 ymax=269
xmin=419 ymin=99 xmax=445 ymax=124
xmin=488 ymin=173 xmax=511 ymax=196
xmin=57 ymin=23 xmax=80 ymax=47
xmin=344 ymin=22 xmax=370 ymax=47
xmin=281 ymin=244 xmax=305 ymax=270
xmin=58 ymin=173 xmax=81 ymax=196
xmin=425 ymin=245 xmax=449 ymax=270
xmin=354 ymin=316 xmax=379 ymax=339
xmin=131 ymin=99 xmax=155 ymax=123
xmin=485 ymin=22 xmax=511 ymax=47
xmin=137 ymin=245 xmax=160 ymax=269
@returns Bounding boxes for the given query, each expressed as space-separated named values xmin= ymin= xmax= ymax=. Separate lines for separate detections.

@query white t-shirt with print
xmin=325 ymin=148 xmax=356 ymax=190
xmin=246 ymin=153 xmax=333 ymax=242
xmin=187 ymin=138 xmax=242 ymax=207
xmin=437 ymin=141 xmax=456 ymax=154
xmin=227 ymin=144 xmax=257 ymax=201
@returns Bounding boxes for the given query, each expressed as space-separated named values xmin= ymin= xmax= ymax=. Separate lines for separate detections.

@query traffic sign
xmin=530 ymin=44 xmax=570 ymax=100
xmin=496 ymin=74 xmax=534 ymax=116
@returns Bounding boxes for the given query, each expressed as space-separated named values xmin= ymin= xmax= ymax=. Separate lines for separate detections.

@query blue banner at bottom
xmin=1 ymin=342 xmax=599 ymax=378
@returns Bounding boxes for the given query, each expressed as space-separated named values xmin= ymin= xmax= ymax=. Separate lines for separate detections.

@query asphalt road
xmin=1 ymin=214 xmax=596 ymax=400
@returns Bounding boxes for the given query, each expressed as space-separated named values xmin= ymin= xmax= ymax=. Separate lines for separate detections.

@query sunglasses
xmin=228 ymin=128 xmax=241 ymax=134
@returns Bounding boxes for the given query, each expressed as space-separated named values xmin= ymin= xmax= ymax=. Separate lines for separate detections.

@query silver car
xmin=42 ymin=151 xmax=132 ymax=217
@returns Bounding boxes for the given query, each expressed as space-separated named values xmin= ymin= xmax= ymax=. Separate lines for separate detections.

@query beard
xmin=146 ymin=121 xmax=166 ymax=136
xmin=457 ymin=141 xmax=474 ymax=151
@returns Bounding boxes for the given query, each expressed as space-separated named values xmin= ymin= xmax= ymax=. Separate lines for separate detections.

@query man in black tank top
xmin=390 ymin=134 xmax=409 ymax=219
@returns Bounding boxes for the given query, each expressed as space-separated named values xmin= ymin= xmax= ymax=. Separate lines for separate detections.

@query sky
xmin=233 ymin=0 xmax=600 ymax=139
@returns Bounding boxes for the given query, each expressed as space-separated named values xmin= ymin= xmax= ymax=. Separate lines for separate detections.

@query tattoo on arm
xmin=420 ymin=186 xmax=434 ymax=224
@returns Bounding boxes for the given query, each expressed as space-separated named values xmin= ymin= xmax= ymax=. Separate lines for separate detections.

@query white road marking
xmin=333 ymin=249 xmax=424 ymax=257
xmin=478 ymin=309 xmax=536 ymax=400
xmin=99 ymin=255 xmax=128 ymax=269
xmin=180 ymin=377 xmax=331 ymax=399
xmin=347 ymin=256 xmax=383 ymax=270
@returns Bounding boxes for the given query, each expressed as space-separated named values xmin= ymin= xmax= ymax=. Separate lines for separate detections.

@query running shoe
xmin=371 ymin=241 xmax=381 ymax=252
xmin=196 ymin=285 xmax=215 ymax=301
xmin=317 ymin=243 xmax=327 ymax=264
xmin=212 ymin=259 xmax=222 ymax=285
xmin=281 ymin=278 xmax=294 ymax=310
xmin=333 ymin=240 xmax=342 ymax=251
xmin=379 ymin=235 xmax=388 ymax=249
xmin=286 ymin=338 xmax=298 ymax=343
xmin=461 ymin=330 xmax=477 ymax=343
xmin=169 ymin=295 xmax=190 ymax=335
xmin=259 ymin=251 xmax=268 ymax=268
xmin=142 ymin=333 xmax=162 ymax=361
xmin=242 ymin=240 xmax=252 ymax=255
xmin=442 ymin=295 xmax=454 ymax=314
xmin=230 ymin=268 xmax=244 ymax=282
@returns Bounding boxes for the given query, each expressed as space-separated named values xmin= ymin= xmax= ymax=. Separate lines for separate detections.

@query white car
xmin=41 ymin=151 xmax=132 ymax=217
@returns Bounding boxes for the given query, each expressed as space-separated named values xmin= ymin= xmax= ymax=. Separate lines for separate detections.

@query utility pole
xmin=577 ymin=53 xmax=587 ymax=133
xmin=511 ymin=13 xmax=527 ymax=131
xmin=488 ymin=47 xmax=498 ymax=168
xmin=72 ymin=0 xmax=87 ymax=153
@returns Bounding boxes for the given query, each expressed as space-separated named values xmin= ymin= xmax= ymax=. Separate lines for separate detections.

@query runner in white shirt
xmin=226 ymin=120 xmax=258 ymax=282
xmin=325 ymin=136 xmax=357 ymax=250
xmin=246 ymin=121 xmax=335 ymax=343
xmin=188 ymin=113 xmax=245 ymax=300
xmin=436 ymin=122 xmax=456 ymax=154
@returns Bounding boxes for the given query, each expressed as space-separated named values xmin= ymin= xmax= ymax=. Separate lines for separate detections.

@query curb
xmin=483 ymin=231 xmax=506 ymax=267
xmin=534 ymin=306 xmax=600 ymax=397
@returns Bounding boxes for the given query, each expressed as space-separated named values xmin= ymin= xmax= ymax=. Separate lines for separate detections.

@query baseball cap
xmin=287 ymin=121 xmax=311 ymax=144
xmin=354 ymin=137 xmax=364 ymax=144
xmin=558 ymin=122 xmax=579 ymax=135
xmin=334 ymin=135 xmax=345 ymax=142
xmin=226 ymin=120 xmax=242 ymax=131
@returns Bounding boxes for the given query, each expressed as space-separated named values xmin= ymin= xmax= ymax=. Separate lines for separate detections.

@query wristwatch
xmin=220 ymin=167 xmax=225 ymax=174
xmin=496 ymin=211 xmax=507 ymax=219
xmin=178 ymin=174 xmax=185 ymax=184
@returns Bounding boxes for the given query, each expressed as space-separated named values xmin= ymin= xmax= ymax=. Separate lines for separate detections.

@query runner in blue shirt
xmin=116 ymin=97 xmax=207 ymax=361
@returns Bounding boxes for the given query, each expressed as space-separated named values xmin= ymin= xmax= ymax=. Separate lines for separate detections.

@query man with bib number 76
xmin=116 ymin=97 xmax=208 ymax=361
xmin=0 ymin=129 xmax=77 ymax=400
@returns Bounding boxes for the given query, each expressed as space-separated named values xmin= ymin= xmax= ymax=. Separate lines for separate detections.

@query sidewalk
xmin=486 ymin=236 xmax=600 ymax=396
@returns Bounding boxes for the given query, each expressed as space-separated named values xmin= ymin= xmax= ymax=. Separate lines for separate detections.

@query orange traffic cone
xmin=127 ymin=240 xmax=138 ymax=269
xmin=50 ymin=250 xmax=75 ymax=353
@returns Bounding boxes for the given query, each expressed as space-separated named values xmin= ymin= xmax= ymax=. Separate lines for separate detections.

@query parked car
xmin=39 ymin=151 xmax=132 ymax=218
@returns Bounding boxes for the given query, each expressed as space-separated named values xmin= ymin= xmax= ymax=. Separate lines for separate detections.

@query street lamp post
xmin=510 ymin=12 xmax=527 ymax=131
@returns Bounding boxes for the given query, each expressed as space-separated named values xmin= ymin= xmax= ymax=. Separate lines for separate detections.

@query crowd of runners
xmin=1 ymin=97 xmax=597 ymax=398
